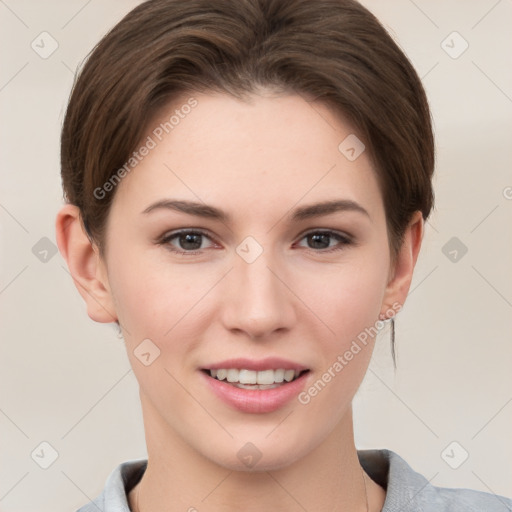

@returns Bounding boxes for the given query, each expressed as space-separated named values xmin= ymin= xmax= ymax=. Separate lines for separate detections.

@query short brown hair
xmin=60 ymin=0 xmax=435 ymax=259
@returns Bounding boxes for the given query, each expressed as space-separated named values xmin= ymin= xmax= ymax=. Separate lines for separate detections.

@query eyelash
xmin=157 ymin=229 xmax=353 ymax=256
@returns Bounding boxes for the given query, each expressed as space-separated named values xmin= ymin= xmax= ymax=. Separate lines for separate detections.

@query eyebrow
xmin=141 ymin=198 xmax=370 ymax=222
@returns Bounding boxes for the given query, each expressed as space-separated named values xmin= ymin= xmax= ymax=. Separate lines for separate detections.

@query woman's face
xmin=97 ymin=91 xmax=409 ymax=470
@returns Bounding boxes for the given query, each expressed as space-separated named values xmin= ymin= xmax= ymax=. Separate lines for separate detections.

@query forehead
xmin=110 ymin=92 xmax=383 ymax=221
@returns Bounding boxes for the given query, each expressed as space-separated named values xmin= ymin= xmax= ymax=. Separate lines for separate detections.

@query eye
xmin=157 ymin=228 xmax=353 ymax=255
xmin=296 ymin=230 xmax=352 ymax=252
xmin=159 ymin=229 xmax=217 ymax=254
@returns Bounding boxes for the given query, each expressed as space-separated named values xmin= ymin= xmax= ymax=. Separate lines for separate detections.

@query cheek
xmin=299 ymin=252 xmax=389 ymax=348
xmin=108 ymin=249 xmax=216 ymax=351
xmin=291 ymin=253 xmax=387 ymax=404
xmin=294 ymin=261 xmax=387 ymax=429
xmin=108 ymin=260 xmax=205 ymax=401
xmin=109 ymin=237 xmax=389 ymax=352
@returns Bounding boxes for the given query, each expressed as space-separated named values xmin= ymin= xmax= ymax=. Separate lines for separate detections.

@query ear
xmin=380 ymin=211 xmax=424 ymax=318
xmin=55 ymin=204 xmax=118 ymax=323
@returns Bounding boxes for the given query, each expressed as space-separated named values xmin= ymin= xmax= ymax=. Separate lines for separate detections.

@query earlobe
xmin=380 ymin=211 xmax=424 ymax=319
xmin=55 ymin=204 xmax=118 ymax=323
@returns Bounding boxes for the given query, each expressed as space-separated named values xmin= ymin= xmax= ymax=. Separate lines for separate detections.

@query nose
xmin=220 ymin=248 xmax=297 ymax=340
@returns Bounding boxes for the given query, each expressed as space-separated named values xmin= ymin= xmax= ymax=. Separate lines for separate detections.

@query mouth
xmin=200 ymin=358 xmax=311 ymax=413
xmin=201 ymin=368 xmax=310 ymax=390
xmin=200 ymin=358 xmax=311 ymax=414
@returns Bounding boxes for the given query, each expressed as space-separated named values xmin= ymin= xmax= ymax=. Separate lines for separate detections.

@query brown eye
xmin=175 ymin=232 xmax=204 ymax=251
xmin=159 ymin=229 xmax=216 ymax=254
xmin=297 ymin=231 xmax=352 ymax=252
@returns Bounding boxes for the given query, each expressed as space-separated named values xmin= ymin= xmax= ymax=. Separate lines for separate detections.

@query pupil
xmin=180 ymin=233 xmax=202 ymax=250
xmin=309 ymin=233 xmax=330 ymax=249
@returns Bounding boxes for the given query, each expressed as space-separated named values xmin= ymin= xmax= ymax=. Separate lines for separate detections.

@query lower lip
xmin=201 ymin=371 xmax=310 ymax=414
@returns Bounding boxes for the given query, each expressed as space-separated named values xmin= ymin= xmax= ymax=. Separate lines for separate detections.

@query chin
xmin=199 ymin=431 xmax=313 ymax=473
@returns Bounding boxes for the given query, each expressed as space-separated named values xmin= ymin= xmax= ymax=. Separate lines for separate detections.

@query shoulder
xmin=76 ymin=452 xmax=512 ymax=512
xmin=75 ymin=459 xmax=147 ymax=512
xmin=358 ymin=448 xmax=512 ymax=512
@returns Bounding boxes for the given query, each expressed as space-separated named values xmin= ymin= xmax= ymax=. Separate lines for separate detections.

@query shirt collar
xmin=81 ymin=448 xmax=504 ymax=512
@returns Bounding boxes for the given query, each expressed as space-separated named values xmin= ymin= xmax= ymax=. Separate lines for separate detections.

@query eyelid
xmin=294 ymin=229 xmax=354 ymax=251
xmin=158 ymin=228 xmax=219 ymax=250
xmin=295 ymin=227 xmax=353 ymax=243
xmin=159 ymin=227 xmax=214 ymax=240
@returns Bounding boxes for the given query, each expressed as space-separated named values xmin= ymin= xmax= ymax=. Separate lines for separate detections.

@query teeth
xmin=274 ymin=369 xmax=285 ymax=383
xmin=233 ymin=382 xmax=282 ymax=390
xmin=239 ymin=369 xmax=257 ymax=384
xmin=256 ymin=369 xmax=274 ymax=385
xmin=209 ymin=368 xmax=303 ymax=385
xmin=284 ymin=369 xmax=295 ymax=382
xmin=226 ymin=369 xmax=239 ymax=383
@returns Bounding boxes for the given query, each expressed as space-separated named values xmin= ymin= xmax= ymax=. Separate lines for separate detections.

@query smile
xmin=200 ymin=360 xmax=311 ymax=413
xmin=206 ymin=368 xmax=306 ymax=389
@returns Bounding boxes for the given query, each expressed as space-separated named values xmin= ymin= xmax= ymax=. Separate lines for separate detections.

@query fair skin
xmin=56 ymin=91 xmax=423 ymax=512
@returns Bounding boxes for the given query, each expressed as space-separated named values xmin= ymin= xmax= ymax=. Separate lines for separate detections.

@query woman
xmin=55 ymin=0 xmax=512 ymax=510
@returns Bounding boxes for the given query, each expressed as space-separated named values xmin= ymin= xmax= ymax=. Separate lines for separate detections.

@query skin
xmin=56 ymin=90 xmax=423 ymax=512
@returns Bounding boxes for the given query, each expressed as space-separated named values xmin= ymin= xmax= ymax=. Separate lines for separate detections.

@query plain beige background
xmin=0 ymin=1 xmax=511 ymax=511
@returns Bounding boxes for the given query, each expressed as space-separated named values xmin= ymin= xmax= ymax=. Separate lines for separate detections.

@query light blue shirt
xmin=76 ymin=449 xmax=512 ymax=511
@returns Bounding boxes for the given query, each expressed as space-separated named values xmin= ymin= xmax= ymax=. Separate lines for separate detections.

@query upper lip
xmin=202 ymin=357 xmax=309 ymax=372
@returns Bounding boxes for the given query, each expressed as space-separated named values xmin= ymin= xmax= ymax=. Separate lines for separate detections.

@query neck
xmin=132 ymin=393 xmax=376 ymax=512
